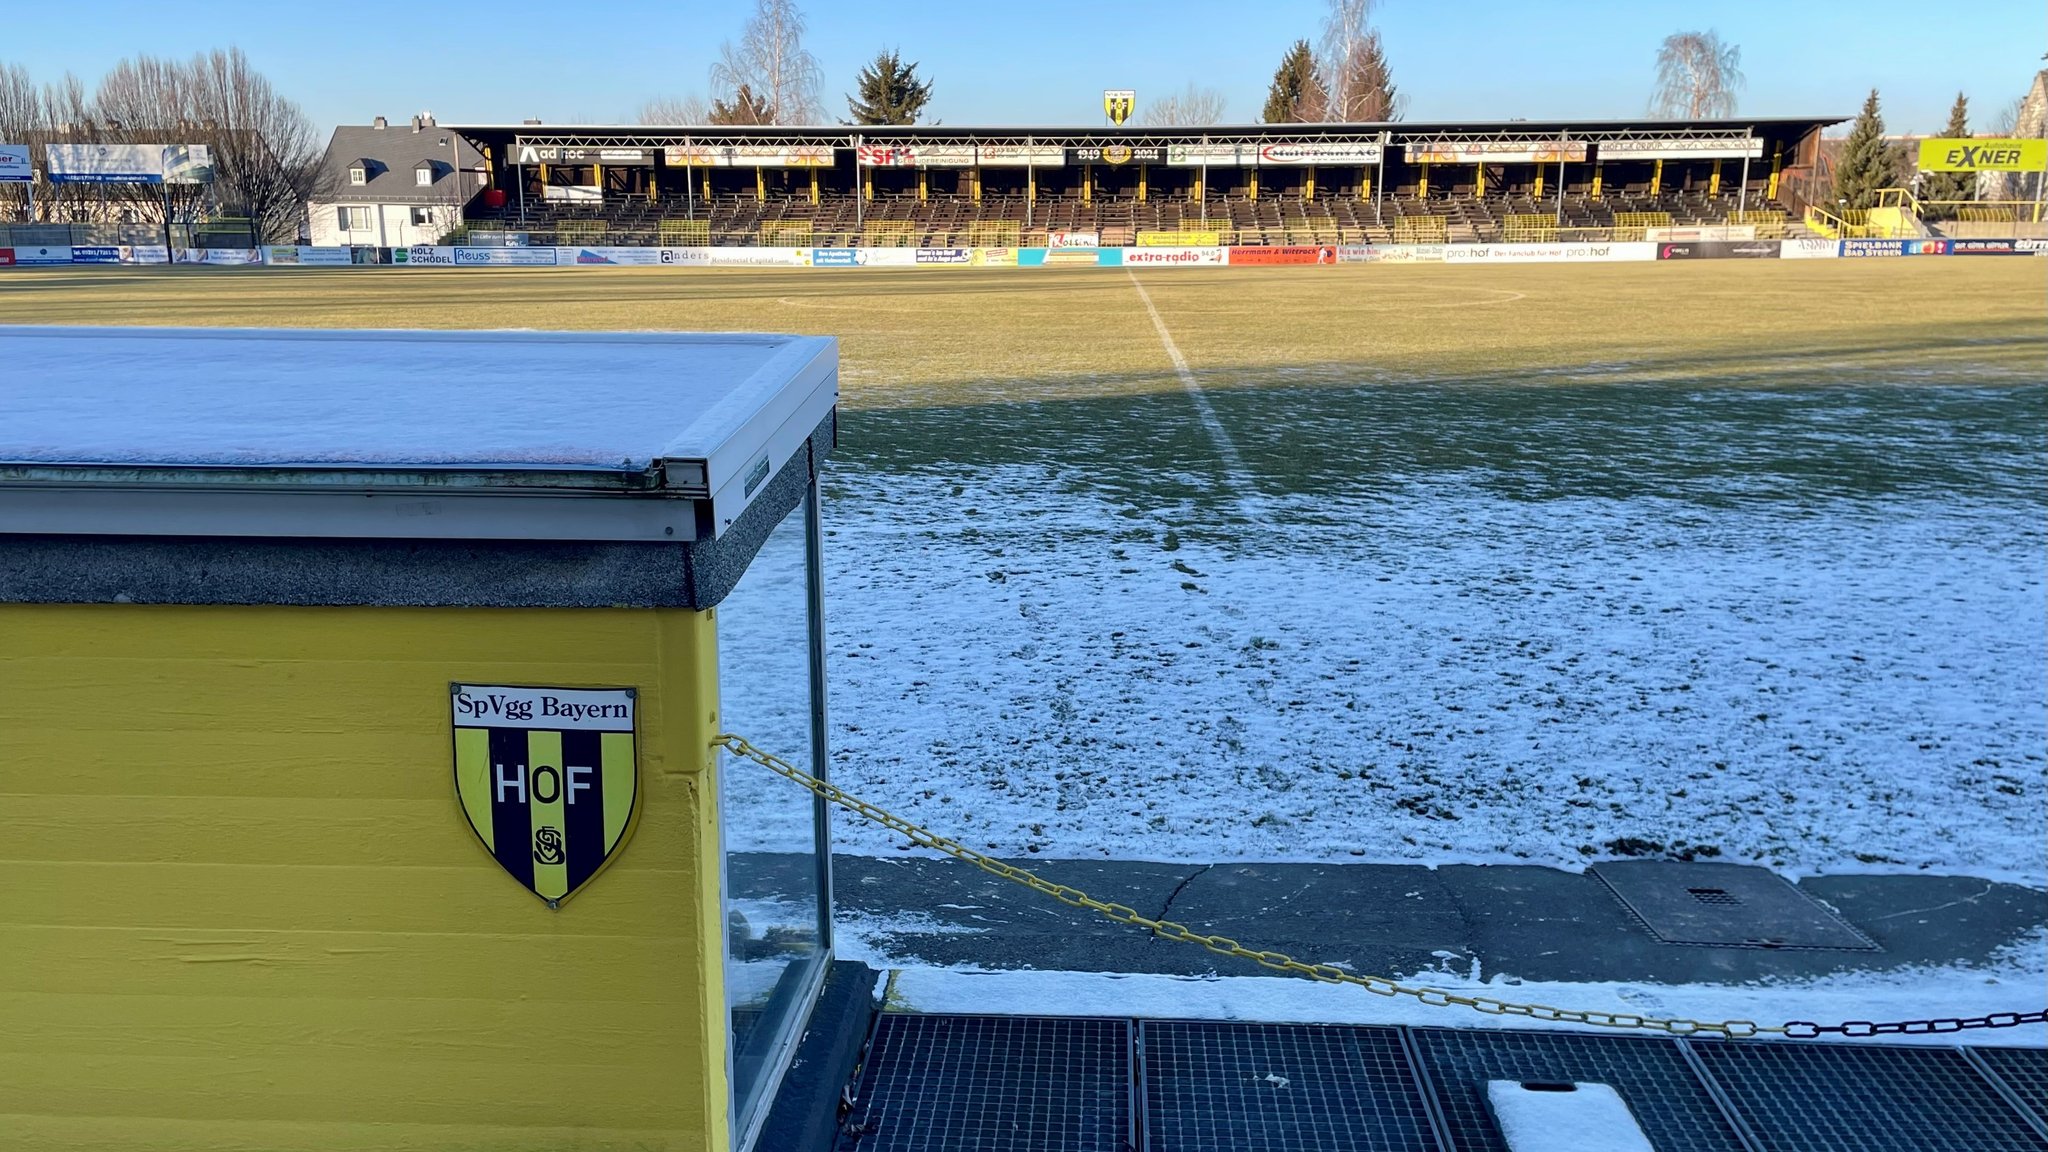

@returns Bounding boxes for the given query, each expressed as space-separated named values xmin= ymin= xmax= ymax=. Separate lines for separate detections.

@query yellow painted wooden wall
xmin=0 ymin=604 xmax=731 ymax=1151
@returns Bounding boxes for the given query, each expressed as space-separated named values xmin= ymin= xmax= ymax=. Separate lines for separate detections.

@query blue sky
xmin=4 ymin=0 xmax=2041 ymax=136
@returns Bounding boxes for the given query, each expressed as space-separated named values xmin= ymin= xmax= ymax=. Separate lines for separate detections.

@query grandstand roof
xmin=451 ymin=116 xmax=1846 ymax=147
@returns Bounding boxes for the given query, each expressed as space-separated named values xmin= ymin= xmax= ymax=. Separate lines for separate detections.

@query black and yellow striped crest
xmin=451 ymin=684 xmax=638 ymax=907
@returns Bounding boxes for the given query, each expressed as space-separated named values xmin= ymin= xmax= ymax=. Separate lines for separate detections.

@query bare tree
xmin=1318 ymin=0 xmax=1382 ymax=121
xmin=638 ymin=95 xmax=709 ymax=125
xmin=0 ymin=63 xmax=49 ymax=220
xmin=1651 ymin=30 xmax=1743 ymax=119
xmin=185 ymin=48 xmax=318 ymax=242
xmin=1987 ymin=94 xmax=2026 ymax=136
xmin=710 ymin=0 xmax=823 ymax=126
xmin=1142 ymin=83 xmax=1229 ymax=127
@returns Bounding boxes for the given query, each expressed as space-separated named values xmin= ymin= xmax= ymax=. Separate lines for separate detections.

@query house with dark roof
xmin=307 ymin=114 xmax=486 ymax=247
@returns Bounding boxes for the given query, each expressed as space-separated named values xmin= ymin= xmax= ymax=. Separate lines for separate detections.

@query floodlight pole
xmin=1555 ymin=131 xmax=1567 ymax=224
xmin=1375 ymin=138 xmax=1385 ymax=221
xmin=854 ymin=134 xmax=864 ymax=232
xmin=685 ymin=136 xmax=696 ymax=221
xmin=1025 ymin=136 xmax=1033 ymax=229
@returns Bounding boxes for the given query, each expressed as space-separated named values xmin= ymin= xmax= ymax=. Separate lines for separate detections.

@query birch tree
xmin=711 ymin=0 xmax=823 ymax=126
xmin=1143 ymin=83 xmax=1229 ymax=127
xmin=1650 ymin=30 xmax=1743 ymax=119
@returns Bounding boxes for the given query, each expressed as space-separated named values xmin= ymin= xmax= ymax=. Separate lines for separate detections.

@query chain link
xmin=715 ymin=734 xmax=2044 ymax=1042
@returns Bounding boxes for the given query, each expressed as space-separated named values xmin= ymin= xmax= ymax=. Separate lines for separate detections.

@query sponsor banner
xmin=1336 ymin=243 xmax=1446 ymax=263
xmin=266 ymin=245 xmax=354 ymax=266
xmin=1068 ymin=145 xmax=1164 ymax=166
xmin=1120 ymin=246 xmax=1228 ymax=266
xmin=1442 ymin=242 xmax=1658 ymax=263
xmin=1228 ymin=245 xmax=1338 ymax=265
xmin=1048 ymin=230 xmax=1100 ymax=248
xmin=1596 ymin=136 xmax=1764 ymax=160
xmin=1167 ymin=143 xmax=1246 ymax=167
xmin=1643 ymin=225 xmax=1756 ymax=242
xmin=1032 ymin=247 xmax=1103 ymax=266
xmin=1655 ymin=240 xmax=1781 ymax=260
xmin=2020 ymin=238 xmax=2048 ymax=254
xmin=0 ymin=143 xmax=30 ymax=182
xmin=542 ymin=184 xmax=603 ymax=203
xmin=812 ymin=247 xmax=859 ymax=267
xmin=1839 ymin=238 xmax=1951 ymax=258
xmin=670 ymin=145 xmax=835 ymax=167
xmin=13 ymin=245 xmax=72 ymax=265
xmin=971 ymin=246 xmax=1018 ymax=266
xmin=566 ymin=247 xmax=672 ymax=265
xmin=120 ymin=246 xmax=171 ymax=264
xmin=1097 ymin=247 xmax=1125 ymax=267
xmin=855 ymin=145 xmax=918 ymax=167
xmin=401 ymin=245 xmax=456 ymax=265
xmin=1406 ymin=141 xmax=1588 ymax=164
xmin=175 ymin=248 xmax=263 ymax=265
xmin=70 ymin=245 xmax=122 ymax=265
xmin=1947 ymin=238 xmax=2036 ymax=255
xmin=705 ymin=246 xmax=810 ymax=266
xmin=852 ymin=248 xmax=918 ymax=267
xmin=915 ymin=247 xmax=972 ymax=264
xmin=455 ymin=246 xmax=558 ymax=266
xmin=0 ymin=249 xmax=12 ymax=266
xmin=47 ymin=142 xmax=212 ymax=184
xmin=977 ymin=145 xmax=1064 ymax=168
xmin=1916 ymin=138 xmax=2047 ymax=173
xmin=1780 ymin=236 xmax=1841 ymax=260
xmin=656 ymin=247 xmax=712 ymax=265
xmin=515 ymin=145 xmax=653 ymax=165
xmin=1256 ymin=142 xmax=1383 ymax=165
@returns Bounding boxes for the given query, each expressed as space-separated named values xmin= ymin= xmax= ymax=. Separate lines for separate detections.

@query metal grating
xmin=1591 ymin=861 xmax=1880 ymax=951
xmin=1141 ymin=1021 xmax=1440 ymax=1152
xmin=1411 ymin=1027 xmax=1751 ymax=1152
xmin=835 ymin=1014 xmax=1131 ymax=1152
xmin=1692 ymin=1039 xmax=2048 ymax=1152
xmin=1976 ymin=1046 xmax=2048 ymax=1125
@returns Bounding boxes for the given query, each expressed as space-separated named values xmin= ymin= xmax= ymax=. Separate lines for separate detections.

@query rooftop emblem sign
xmin=452 ymin=684 xmax=638 ymax=908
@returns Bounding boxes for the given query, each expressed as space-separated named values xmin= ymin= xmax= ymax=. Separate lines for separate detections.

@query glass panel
xmin=718 ymin=493 xmax=826 ymax=1141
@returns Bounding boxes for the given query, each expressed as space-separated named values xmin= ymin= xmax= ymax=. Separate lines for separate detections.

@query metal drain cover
xmin=1589 ymin=862 xmax=1880 ymax=951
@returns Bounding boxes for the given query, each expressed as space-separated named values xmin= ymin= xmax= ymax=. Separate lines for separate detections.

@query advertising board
xmin=971 ymin=247 xmax=1018 ymax=266
xmin=1336 ymin=244 xmax=1446 ymax=263
xmin=13 ymin=245 xmax=72 ymax=264
xmin=1166 ymin=144 xmax=1246 ymax=167
xmin=1406 ymin=141 xmax=1587 ymax=164
xmin=1840 ymin=239 xmax=1949 ymax=257
xmin=1120 ymin=246 xmax=1228 ymax=266
xmin=47 ymin=143 xmax=211 ymax=184
xmin=0 ymin=249 xmax=13 ymax=266
xmin=567 ymin=247 xmax=669 ymax=265
xmin=812 ymin=247 xmax=858 ymax=267
xmin=667 ymin=145 xmax=835 ymax=167
xmin=267 ymin=246 xmax=355 ymax=266
xmin=1595 ymin=136 xmax=1764 ymax=160
xmin=1643 ymin=225 xmax=1756 ymax=242
xmin=1255 ymin=142 xmax=1383 ymax=165
xmin=1655 ymin=240 xmax=1781 ymax=260
xmin=1915 ymin=138 xmax=2046 ymax=173
xmin=69 ymin=246 xmax=121 ymax=265
xmin=1228 ymin=245 xmax=1337 ymax=265
xmin=175 ymin=248 xmax=263 ymax=265
xmin=0 ymin=144 xmax=30 ymax=182
xmin=704 ymin=247 xmax=810 ymax=266
xmin=1779 ymin=237 xmax=1841 ymax=259
xmin=1442 ymin=242 xmax=1658 ymax=263
xmin=1048 ymin=231 xmax=1100 ymax=248
xmin=1068 ymin=146 xmax=1164 ymax=166
xmin=1947 ymin=238 xmax=2038 ymax=255
xmin=914 ymin=247 xmax=972 ymax=264
xmin=455 ymin=246 xmax=558 ymax=266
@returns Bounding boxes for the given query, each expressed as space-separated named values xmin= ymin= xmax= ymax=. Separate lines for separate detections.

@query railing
xmin=0 ymin=220 xmax=259 ymax=248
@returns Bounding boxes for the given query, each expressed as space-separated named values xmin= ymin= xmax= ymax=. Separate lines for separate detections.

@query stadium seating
xmin=459 ymin=187 xmax=1806 ymax=248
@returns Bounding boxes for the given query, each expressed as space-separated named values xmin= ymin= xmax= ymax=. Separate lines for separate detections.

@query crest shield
xmin=452 ymin=684 xmax=638 ymax=907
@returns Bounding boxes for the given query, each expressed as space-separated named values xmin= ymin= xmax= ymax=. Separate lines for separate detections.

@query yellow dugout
xmin=0 ymin=327 xmax=841 ymax=1152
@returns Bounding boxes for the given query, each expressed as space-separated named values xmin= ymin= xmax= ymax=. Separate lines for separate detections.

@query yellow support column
xmin=1249 ymin=168 xmax=1258 ymax=202
xmin=1083 ymin=165 xmax=1092 ymax=204
xmin=918 ymin=169 xmax=926 ymax=202
xmin=1138 ymin=165 xmax=1147 ymax=203
xmin=809 ymin=168 xmax=819 ymax=205
xmin=1028 ymin=167 xmax=1036 ymax=204
xmin=1305 ymin=165 xmax=1315 ymax=203
xmin=1767 ymin=148 xmax=1782 ymax=200
xmin=863 ymin=168 xmax=873 ymax=202
xmin=1651 ymin=158 xmax=1663 ymax=197
xmin=1418 ymin=161 xmax=1429 ymax=198
xmin=755 ymin=168 xmax=765 ymax=201
xmin=650 ymin=166 xmax=658 ymax=197
xmin=1476 ymin=164 xmax=1486 ymax=197
xmin=972 ymin=167 xmax=982 ymax=203
xmin=1592 ymin=162 xmax=1603 ymax=199
xmin=1710 ymin=158 xmax=1722 ymax=196
xmin=1360 ymin=174 xmax=1371 ymax=201
xmin=594 ymin=164 xmax=604 ymax=195
xmin=1533 ymin=168 xmax=1543 ymax=198
xmin=1192 ymin=169 xmax=1202 ymax=201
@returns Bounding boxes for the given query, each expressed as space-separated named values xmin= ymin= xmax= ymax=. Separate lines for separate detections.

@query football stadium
xmin=2 ymin=40 xmax=2047 ymax=1152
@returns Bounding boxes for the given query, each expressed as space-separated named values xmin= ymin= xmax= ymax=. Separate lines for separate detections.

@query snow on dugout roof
xmin=0 ymin=326 xmax=835 ymax=478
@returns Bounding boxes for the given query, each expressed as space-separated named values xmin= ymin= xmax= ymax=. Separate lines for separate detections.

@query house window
xmin=349 ymin=166 xmax=367 ymax=186
xmin=415 ymin=166 xmax=433 ymax=186
xmin=410 ymin=206 xmax=435 ymax=226
xmin=338 ymin=206 xmax=373 ymax=231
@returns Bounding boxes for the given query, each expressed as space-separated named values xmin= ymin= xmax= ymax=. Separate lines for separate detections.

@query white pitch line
xmin=1127 ymin=271 xmax=1269 ymax=523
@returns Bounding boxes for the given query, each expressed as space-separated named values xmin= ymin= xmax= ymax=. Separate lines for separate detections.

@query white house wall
xmin=307 ymin=201 xmax=461 ymax=247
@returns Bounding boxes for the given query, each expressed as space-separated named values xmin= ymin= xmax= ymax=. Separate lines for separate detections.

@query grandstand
xmin=445 ymin=117 xmax=1841 ymax=248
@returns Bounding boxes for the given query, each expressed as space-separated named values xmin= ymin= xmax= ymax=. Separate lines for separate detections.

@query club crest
xmin=451 ymin=684 xmax=638 ymax=907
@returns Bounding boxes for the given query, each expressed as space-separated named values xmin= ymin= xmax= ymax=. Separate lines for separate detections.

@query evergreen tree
xmin=1344 ymin=31 xmax=1397 ymax=121
xmin=1831 ymin=88 xmax=1899 ymax=211
xmin=1918 ymin=92 xmax=1973 ymax=204
xmin=708 ymin=83 xmax=772 ymax=126
xmin=845 ymin=49 xmax=933 ymax=125
xmin=1262 ymin=40 xmax=1328 ymax=123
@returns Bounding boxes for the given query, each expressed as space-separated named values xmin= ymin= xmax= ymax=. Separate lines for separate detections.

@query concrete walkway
xmin=732 ymin=854 xmax=2048 ymax=985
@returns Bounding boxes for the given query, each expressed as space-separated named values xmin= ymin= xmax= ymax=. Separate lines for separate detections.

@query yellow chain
xmin=713 ymin=733 xmax=1781 ymax=1039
